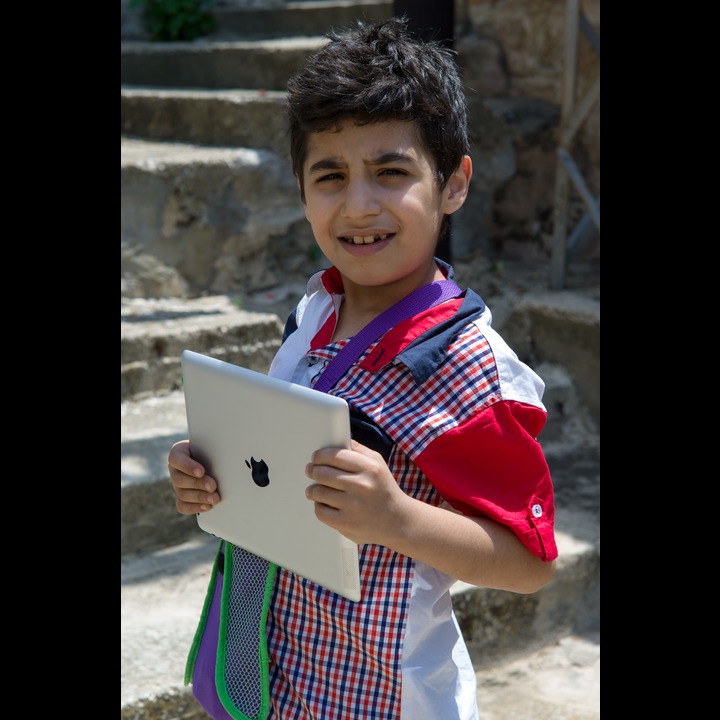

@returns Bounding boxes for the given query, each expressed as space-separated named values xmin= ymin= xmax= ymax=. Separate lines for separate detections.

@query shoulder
xmin=454 ymin=315 xmax=547 ymax=409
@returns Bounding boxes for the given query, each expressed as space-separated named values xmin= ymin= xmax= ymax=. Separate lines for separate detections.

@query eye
xmin=379 ymin=168 xmax=406 ymax=176
xmin=316 ymin=172 xmax=343 ymax=183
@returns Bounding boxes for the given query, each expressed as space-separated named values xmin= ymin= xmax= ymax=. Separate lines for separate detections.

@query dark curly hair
xmin=286 ymin=16 xmax=469 ymax=202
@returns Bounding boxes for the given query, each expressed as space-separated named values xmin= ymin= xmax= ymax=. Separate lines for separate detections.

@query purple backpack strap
xmin=313 ymin=279 xmax=462 ymax=394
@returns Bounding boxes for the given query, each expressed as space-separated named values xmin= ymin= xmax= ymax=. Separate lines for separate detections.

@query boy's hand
xmin=168 ymin=439 xmax=220 ymax=514
xmin=304 ymin=439 xmax=411 ymax=546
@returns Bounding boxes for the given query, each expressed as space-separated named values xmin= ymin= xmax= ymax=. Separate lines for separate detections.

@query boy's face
xmin=300 ymin=119 xmax=471 ymax=294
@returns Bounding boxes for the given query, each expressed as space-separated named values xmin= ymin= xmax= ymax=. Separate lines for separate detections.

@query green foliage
xmin=130 ymin=0 xmax=216 ymax=42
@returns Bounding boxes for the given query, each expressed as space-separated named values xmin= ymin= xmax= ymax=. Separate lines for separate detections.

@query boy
xmin=168 ymin=17 xmax=558 ymax=720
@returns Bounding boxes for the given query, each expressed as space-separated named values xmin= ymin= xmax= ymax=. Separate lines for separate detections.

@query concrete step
xmin=122 ymin=1 xmax=393 ymax=43
xmin=121 ymin=87 xmax=289 ymax=152
xmin=120 ymin=137 xmax=323 ymax=300
xmin=121 ymin=295 xmax=285 ymax=402
xmin=121 ymin=36 xmax=326 ymax=90
xmin=120 ymin=506 xmax=599 ymax=718
xmin=501 ymin=290 xmax=601 ymax=426
xmin=122 ymin=390 xmax=206 ymax=556
xmin=472 ymin=631 xmax=599 ymax=720
xmin=209 ymin=0 xmax=393 ymax=41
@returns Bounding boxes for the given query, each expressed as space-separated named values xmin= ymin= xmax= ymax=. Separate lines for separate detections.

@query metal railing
xmin=550 ymin=0 xmax=600 ymax=290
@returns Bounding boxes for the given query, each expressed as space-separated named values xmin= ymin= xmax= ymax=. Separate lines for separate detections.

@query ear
xmin=442 ymin=155 xmax=472 ymax=215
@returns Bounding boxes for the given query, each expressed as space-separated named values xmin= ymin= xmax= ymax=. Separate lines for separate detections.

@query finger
xmin=309 ymin=445 xmax=347 ymax=468
xmin=173 ymin=475 xmax=220 ymax=510
xmin=169 ymin=439 xmax=207 ymax=478
xmin=169 ymin=464 xmax=219 ymax=508
xmin=305 ymin=482 xmax=344 ymax=511
xmin=304 ymin=460 xmax=353 ymax=491
xmin=175 ymin=495 xmax=217 ymax=515
xmin=170 ymin=466 xmax=217 ymax=493
xmin=309 ymin=441 xmax=377 ymax=474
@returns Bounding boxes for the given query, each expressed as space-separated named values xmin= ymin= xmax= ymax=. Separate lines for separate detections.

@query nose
xmin=341 ymin=177 xmax=380 ymax=218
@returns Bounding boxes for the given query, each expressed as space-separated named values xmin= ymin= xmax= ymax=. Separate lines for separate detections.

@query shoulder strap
xmin=313 ymin=279 xmax=462 ymax=394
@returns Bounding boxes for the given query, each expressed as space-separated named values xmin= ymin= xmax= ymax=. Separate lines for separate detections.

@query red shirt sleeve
xmin=414 ymin=399 xmax=558 ymax=561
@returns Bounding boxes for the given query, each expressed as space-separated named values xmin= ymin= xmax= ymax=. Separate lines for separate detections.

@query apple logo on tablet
xmin=246 ymin=457 xmax=270 ymax=487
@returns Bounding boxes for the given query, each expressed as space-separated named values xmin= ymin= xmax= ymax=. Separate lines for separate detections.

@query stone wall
xmin=456 ymin=0 xmax=600 ymax=262
xmin=466 ymin=0 xmax=600 ymax=191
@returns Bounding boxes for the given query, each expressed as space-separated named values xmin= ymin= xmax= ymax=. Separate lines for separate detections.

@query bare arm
xmin=305 ymin=440 xmax=556 ymax=594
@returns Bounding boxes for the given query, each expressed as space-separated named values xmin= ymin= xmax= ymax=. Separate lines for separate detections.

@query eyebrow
xmin=307 ymin=152 xmax=415 ymax=175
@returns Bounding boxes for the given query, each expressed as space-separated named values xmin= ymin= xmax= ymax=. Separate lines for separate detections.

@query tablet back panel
xmin=181 ymin=349 xmax=360 ymax=601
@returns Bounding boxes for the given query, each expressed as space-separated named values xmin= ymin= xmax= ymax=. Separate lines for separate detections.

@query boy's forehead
xmin=304 ymin=119 xmax=427 ymax=163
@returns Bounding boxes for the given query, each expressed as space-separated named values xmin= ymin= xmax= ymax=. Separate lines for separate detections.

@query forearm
xmin=382 ymin=496 xmax=556 ymax=594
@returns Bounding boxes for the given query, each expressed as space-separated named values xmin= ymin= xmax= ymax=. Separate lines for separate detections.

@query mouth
xmin=339 ymin=233 xmax=392 ymax=245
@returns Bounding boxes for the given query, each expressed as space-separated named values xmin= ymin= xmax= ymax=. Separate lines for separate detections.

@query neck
xmin=332 ymin=265 xmax=448 ymax=341
xmin=343 ymin=264 xmax=446 ymax=315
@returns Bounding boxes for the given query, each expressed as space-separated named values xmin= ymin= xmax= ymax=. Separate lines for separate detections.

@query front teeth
xmin=347 ymin=234 xmax=387 ymax=244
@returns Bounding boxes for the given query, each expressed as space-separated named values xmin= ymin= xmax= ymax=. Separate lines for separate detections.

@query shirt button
xmin=531 ymin=504 xmax=543 ymax=518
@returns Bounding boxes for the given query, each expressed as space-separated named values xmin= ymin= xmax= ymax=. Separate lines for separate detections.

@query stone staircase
xmin=121 ymin=2 xmax=600 ymax=718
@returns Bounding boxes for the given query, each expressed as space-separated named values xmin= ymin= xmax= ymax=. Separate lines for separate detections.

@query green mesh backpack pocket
xmin=185 ymin=541 xmax=277 ymax=720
